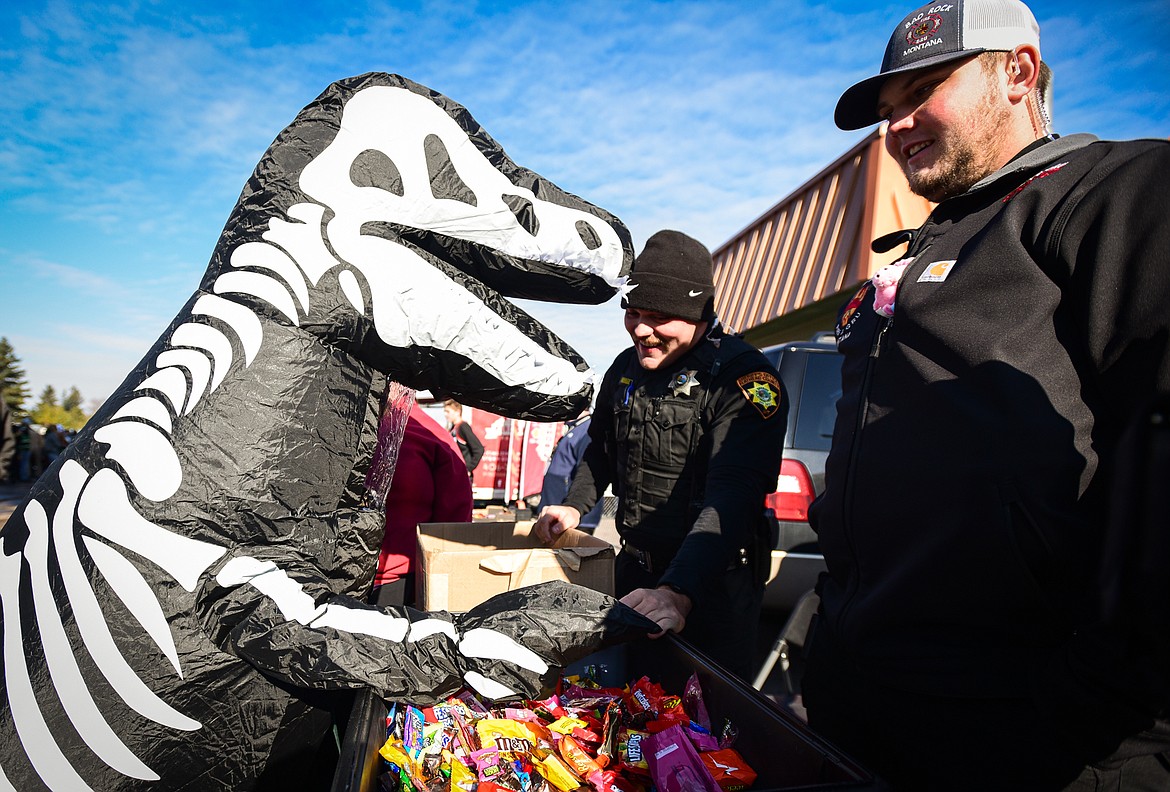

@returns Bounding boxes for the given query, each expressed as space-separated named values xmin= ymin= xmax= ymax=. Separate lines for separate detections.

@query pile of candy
xmin=377 ymin=669 xmax=759 ymax=791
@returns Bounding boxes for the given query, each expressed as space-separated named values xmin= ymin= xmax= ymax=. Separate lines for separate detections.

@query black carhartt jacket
xmin=811 ymin=134 xmax=1170 ymax=751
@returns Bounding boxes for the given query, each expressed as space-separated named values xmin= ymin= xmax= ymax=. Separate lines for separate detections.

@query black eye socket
xmin=575 ymin=220 xmax=601 ymax=250
xmin=502 ymin=193 xmax=540 ymax=237
xmin=424 ymin=134 xmax=476 ymax=206
xmin=350 ymin=149 xmax=404 ymax=195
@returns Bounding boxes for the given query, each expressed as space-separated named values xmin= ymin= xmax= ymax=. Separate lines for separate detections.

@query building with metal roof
xmin=712 ymin=125 xmax=933 ymax=347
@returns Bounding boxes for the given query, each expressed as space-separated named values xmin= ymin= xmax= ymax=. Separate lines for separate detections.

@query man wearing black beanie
xmin=534 ymin=230 xmax=788 ymax=679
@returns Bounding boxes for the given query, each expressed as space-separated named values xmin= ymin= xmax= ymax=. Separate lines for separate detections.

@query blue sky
xmin=2 ymin=0 xmax=1167 ymax=409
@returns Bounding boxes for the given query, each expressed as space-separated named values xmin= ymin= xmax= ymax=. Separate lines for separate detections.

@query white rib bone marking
xmin=55 ymin=463 xmax=203 ymax=731
xmin=0 ymin=539 xmax=98 ymax=791
xmin=92 ymin=422 xmax=182 ymax=502
xmin=26 ymin=496 xmax=158 ymax=780
xmin=263 ymin=203 xmax=336 ymax=285
xmin=171 ymin=322 xmax=233 ymax=394
xmin=78 ymin=467 xmax=226 ymax=592
xmin=155 ymin=348 xmax=211 ymax=415
xmin=214 ymin=270 xmax=300 ymax=326
xmin=84 ymin=536 xmax=183 ymax=677
xmin=192 ymin=293 xmax=262 ymax=366
xmin=134 ymin=367 xmax=188 ymax=416
xmin=111 ymin=396 xmax=173 ymax=433
xmin=231 ymin=241 xmax=310 ymax=314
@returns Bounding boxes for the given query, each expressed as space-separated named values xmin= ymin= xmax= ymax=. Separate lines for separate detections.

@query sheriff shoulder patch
xmin=736 ymin=372 xmax=782 ymax=419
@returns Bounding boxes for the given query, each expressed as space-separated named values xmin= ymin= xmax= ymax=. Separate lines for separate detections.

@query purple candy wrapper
xmin=644 ymin=724 xmax=721 ymax=792
xmin=685 ymin=722 xmax=720 ymax=753
xmin=683 ymin=672 xmax=713 ymax=732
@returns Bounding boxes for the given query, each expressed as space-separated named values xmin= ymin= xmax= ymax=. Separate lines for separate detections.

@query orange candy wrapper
xmin=701 ymin=748 xmax=759 ymax=791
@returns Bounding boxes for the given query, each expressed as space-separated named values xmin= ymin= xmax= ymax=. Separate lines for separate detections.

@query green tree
xmin=62 ymin=386 xmax=89 ymax=430
xmin=31 ymin=385 xmax=62 ymax=427
xmin=31 ymin=384 xmax=89 ymax=430
xmin=36 ymin=385 xmax=58 ymax=410
xmin=62 ymin=386 xmax=83 ymax=412
xmin=0 ymin=337 xmax=31 ymax=415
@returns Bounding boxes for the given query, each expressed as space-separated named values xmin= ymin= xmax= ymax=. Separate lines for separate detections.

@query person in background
xmin=533 ymin=229 xmax=787 ymax=679
xmin=537 ymin=408 xmax=603 ymax=533
xmin=43 ymin=423 xmax=65 ymax=467
xmin=371 ymin=402 xmax=473 ymax=607
xmin=804 ymin=0 xmax=1170 ymax=788
xmin=0 ymin=396 xmax=14 ymax=485
xmin=15 ymin=418 xmax=32 ymax=482
xmin=443 ymin=399 xmax=483 ymax=476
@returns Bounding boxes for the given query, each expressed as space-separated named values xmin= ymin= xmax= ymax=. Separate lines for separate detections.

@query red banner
xmin=465 ymin=407 xmax=564 ymax=503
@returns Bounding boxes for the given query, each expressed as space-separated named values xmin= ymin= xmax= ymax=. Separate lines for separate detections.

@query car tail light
xmin=766 ymin=459 xmax=815 ymax=522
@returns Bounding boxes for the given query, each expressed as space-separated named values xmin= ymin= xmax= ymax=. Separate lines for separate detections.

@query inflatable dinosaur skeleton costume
xmin=0 ymin=73 xmax=651 ymax=791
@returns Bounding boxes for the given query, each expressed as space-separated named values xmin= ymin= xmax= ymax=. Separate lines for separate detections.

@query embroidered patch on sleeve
xmin=736 ymin=372 xmax=782 ymax=419
xmin=837 ymin=282 xmax=871 ymax=337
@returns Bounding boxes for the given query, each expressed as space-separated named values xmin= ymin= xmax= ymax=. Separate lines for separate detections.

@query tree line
xmin=1 ymin=336 xmax=93 ymax=430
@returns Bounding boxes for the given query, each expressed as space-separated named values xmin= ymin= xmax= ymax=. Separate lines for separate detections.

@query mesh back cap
xmin=834 ymin=0 xmax=1041 ymax=130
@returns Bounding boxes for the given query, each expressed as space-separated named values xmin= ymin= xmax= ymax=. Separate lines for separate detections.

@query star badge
xmin=670 ymin=370 xmax=699 ymax=397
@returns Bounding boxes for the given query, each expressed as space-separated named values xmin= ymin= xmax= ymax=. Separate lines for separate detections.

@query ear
xmin=1006 ymin=44 xmax=1040 ymax=104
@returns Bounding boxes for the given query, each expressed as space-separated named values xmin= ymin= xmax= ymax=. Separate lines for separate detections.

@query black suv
xmin=760 ymin=333 xmax=842 ymax=553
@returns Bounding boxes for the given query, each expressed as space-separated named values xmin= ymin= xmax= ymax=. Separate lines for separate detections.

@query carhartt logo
xmin=917 ymin=260 xmax=956 ymax=282
xmin=688 ymin=289 xmax=703 ymax=297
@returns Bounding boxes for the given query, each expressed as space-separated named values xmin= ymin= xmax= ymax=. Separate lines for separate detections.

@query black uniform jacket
xmin=564 ymin=325 xmax=787 ymax=604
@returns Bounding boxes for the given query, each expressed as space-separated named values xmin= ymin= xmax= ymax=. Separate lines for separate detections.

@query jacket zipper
xmin=834 ymin=315 xmax=890 ymax=641
xmin=834 ymin=225 xmax=920 ymax=642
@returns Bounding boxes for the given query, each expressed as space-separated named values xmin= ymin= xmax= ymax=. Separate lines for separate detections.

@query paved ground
xmin=0 ymin=480 xmax=31 ymax=529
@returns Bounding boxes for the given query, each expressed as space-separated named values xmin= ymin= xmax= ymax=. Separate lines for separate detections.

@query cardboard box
xmin=416 ymin=520 xmax=615 ymax=612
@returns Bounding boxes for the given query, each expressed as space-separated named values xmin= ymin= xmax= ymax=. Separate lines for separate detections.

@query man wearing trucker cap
xmin=804 ymin=0 xmax=1170 ymax=788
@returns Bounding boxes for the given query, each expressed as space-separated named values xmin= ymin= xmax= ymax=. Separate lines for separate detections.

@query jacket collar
xmin=965 ymin=133 xmax=1098 ymax=196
